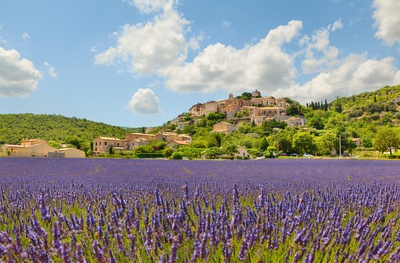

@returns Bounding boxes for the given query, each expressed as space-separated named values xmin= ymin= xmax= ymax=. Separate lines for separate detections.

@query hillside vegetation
xmin=148 ymin=85 xmax=400 ymax=159
xmin=1 ymin=85 xmax=400 ymax=159
xmin=0 ymin=114 xmax=141 ymax=152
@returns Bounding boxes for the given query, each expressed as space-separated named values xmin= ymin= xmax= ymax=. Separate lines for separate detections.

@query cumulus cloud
xmin=97 ymin=1 xmax=400 ymax=109
xmin=331 ymin=19 xmax=343 ymax=32
xmin=160 ymin=20 xmax=302 ymax=94
xmin=128 ymin=88 xmax=162 ymax=114
xmin=188 ymin=34 xmax=204 ymax=51
xmin=273 ymin=54 xmax=400 ymax=103
xmin=95 ymin=0 xmax=189 ymax=76
xmin=0 ymin=47 xmax=42 ymax=97
xmin=300 ymin=19 xmax=342 ymax=74
xmin=22 ymin=32 xmax=31 ymax=39
xmin=44 ymin=62 xmax=57 ymax=78
xmin=373 ymin=0 xmax=400 ymax=46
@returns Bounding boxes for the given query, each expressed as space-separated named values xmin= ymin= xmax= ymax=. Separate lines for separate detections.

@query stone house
xmin=213 ymin=122 xmax=237 ymax=133
xmin=93 ymin=137 xmax=123 ymax=154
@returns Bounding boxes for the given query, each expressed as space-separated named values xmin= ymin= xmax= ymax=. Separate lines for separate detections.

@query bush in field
xmin=163 ymin=147 xmax=174 ymax=157
xmin=171 ymin=151 xmax=183 ymax=159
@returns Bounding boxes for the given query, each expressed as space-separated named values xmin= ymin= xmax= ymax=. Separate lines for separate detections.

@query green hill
xmin=1 ymin=85 xmax=400 ymax=159
xmin=0 ymin=114 xmax=141 ymax=151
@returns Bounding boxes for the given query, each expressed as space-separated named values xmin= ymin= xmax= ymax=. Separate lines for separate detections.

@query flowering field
xmin=0 ymin=158 xmax=400 ymax=262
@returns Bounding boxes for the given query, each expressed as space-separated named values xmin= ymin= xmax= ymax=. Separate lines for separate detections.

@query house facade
xmin=213 ymin=122 xmax=237 ymax=133
xmin=93 ymin=132 xmax=192 ymax=154
xmin=1 ymin=138 xmax=85 ymax=158
xmin=93 ymin=137 xmax=123 ymax=154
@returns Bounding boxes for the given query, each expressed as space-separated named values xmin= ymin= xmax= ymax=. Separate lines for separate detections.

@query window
xmin=105 ymin=142 xmax=107 ymax=145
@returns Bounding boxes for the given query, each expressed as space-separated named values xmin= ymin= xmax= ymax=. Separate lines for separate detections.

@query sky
xmin=1 ymin=0 xmax=400 ymax=128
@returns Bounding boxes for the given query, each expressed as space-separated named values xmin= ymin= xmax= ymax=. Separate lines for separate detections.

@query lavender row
xmin=0 ymin=158 xmax=399 ymax=262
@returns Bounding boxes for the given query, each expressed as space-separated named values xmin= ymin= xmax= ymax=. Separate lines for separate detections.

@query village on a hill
xmin=1 ymin=86 xmax=400 ymax=159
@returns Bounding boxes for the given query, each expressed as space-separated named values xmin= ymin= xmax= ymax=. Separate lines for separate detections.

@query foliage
xmin=134 ymin=145 xmax=155 ymax=154
xmin=222 ymin=140 xmax=239 ymax=157
xmin=163 ymin=148 xmax=174 ymax=158
xmin=293 ymin=131 xmax=316 ymax=155
xmin=171 ymin=152 xmax=183 ymax=159
xmin=202 ymin=147 xmax=224 ymax=159
xmin=374 ymin=127 xmax=400 ymax=157
xmin=136 ymin=153 xmax=164 ymax=158
xmin=0 ymin=113 xmax=140 ymax=145
xmin=264 ymin=146 xmax=277 ymax=158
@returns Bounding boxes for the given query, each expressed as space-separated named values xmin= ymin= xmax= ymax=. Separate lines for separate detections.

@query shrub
xmin=163 ymin=148 xmax=174 ymax=158
xmin=171 ymin=152 xmax=183 ymax=160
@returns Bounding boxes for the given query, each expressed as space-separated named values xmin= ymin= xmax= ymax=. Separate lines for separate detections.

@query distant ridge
xmin=0 ymin=113 xmax=141 ymax=146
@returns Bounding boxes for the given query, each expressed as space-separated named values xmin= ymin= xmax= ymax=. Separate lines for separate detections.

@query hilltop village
xmin=1 ymin=90 xmax=304 ymax=158
xmin=3 ymin=85 xmax=399 ymax=160
xmin=173 ymin=89 xmax=305 ymax=130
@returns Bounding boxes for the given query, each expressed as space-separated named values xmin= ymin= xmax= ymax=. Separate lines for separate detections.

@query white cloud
xmin=221 ymin=21 xmax=232 ymax=28
xmin=300 ymin=20 xmax=342 ymax=74
xmin=44 ymin=62 xmax=57 ymax=78
xmin=125 ymin=0 xmax=172 ymax=13
xmin=95 ymin=0 xmax=189 ymax=76
xmin=160 ymin=20 xmax=302 ymax=94
xmin=94 ymin=47 xmax=117 ymax=65
xmin=0 ymin=47 xmax=42 ymax=97
xmin=22 ymin=32 xmax=31 ymax=39
xmin=273 ymin=54 xmax=400 ymax=103
xmin=128 ymin=88 xmax=161 ymax=114
xmin=331 ymin=19 xmax=343 ymax=32
xmin=373 ymin=0 xmax=400 ymax=46
xmin=188 ymin=33 xmax=204 ymax=50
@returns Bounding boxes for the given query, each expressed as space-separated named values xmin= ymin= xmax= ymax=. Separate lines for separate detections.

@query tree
xmin=163 ymin=148 xmax=174 ymax=158
xmin=374 ymin=127 xmax=400 ymax=158
xmin=259 ymin=137 xmax=269 ymax=152
xmin=171 ymin=152 xmax=183 ymax=160
xmin=317 ymin=131 xmax=338 ymax=155
xmin=202 ymin=147 xmax=224 ymax=159
xmin=333 ymin=97 xmax=343 ymax=113
xmin=223 ymin=141 xmax=239 ymax=157
xmin=108 ymin=146 xmax=114 ymax=154
xmin=265 ymin=146 xmax=277 ymax=158
xmin=293 ymin=131 xmax=316 ymax=155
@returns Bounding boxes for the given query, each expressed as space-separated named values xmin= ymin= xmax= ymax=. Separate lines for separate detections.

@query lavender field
xmin=0 ymin=158 xmax=400 ymax=262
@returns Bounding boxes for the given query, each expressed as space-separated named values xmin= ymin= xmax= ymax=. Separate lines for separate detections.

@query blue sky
xmin=1 ymin=0 xmax=400 ymax=128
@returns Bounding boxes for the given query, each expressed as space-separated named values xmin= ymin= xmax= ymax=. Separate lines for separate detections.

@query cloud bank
xmin=0 ymin=47 xmax=42 ymax=97
xmin=373 ymin=0 xmax=400 ymax=46
xmin=96 ymin=0 xmax=400 ymax=108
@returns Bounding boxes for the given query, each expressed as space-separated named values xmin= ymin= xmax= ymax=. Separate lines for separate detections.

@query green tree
xmin=202 ymin=147 xmax=224 ymax=159
xmin=171 ymin=152 xmax=183 ymax=160
xmin=265 ymin=146 xmax=277 ymax=158
xmin=333 ymin=97 xmax=343 ymax=113
xmin=317 ymin=131 xmax=338 ymax=155
xmin=134 ymin=145 xmax=154 ymax=154
xmin=374 ymin=127 xmax=400 ymax=158
xmin=293 ymin=131 xmax=316 ymax=155
xmin=259 ymin=137 xmax=269 ymax=152
xmin=223 ymin=141 xmax=239 ymax=157
xmin=163 ymin=148 xmax=174 ymax=158
xmin=108 ymin=146 xmax=114 ymax=154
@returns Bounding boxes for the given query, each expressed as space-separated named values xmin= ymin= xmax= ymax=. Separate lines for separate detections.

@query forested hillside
xmin=149 ymin=85 xmax=400 ymax=159
xmin=0 ymin=114 xmax=141 ymax=151
xmin=1 ymin=85 xmax=400 ymax=159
